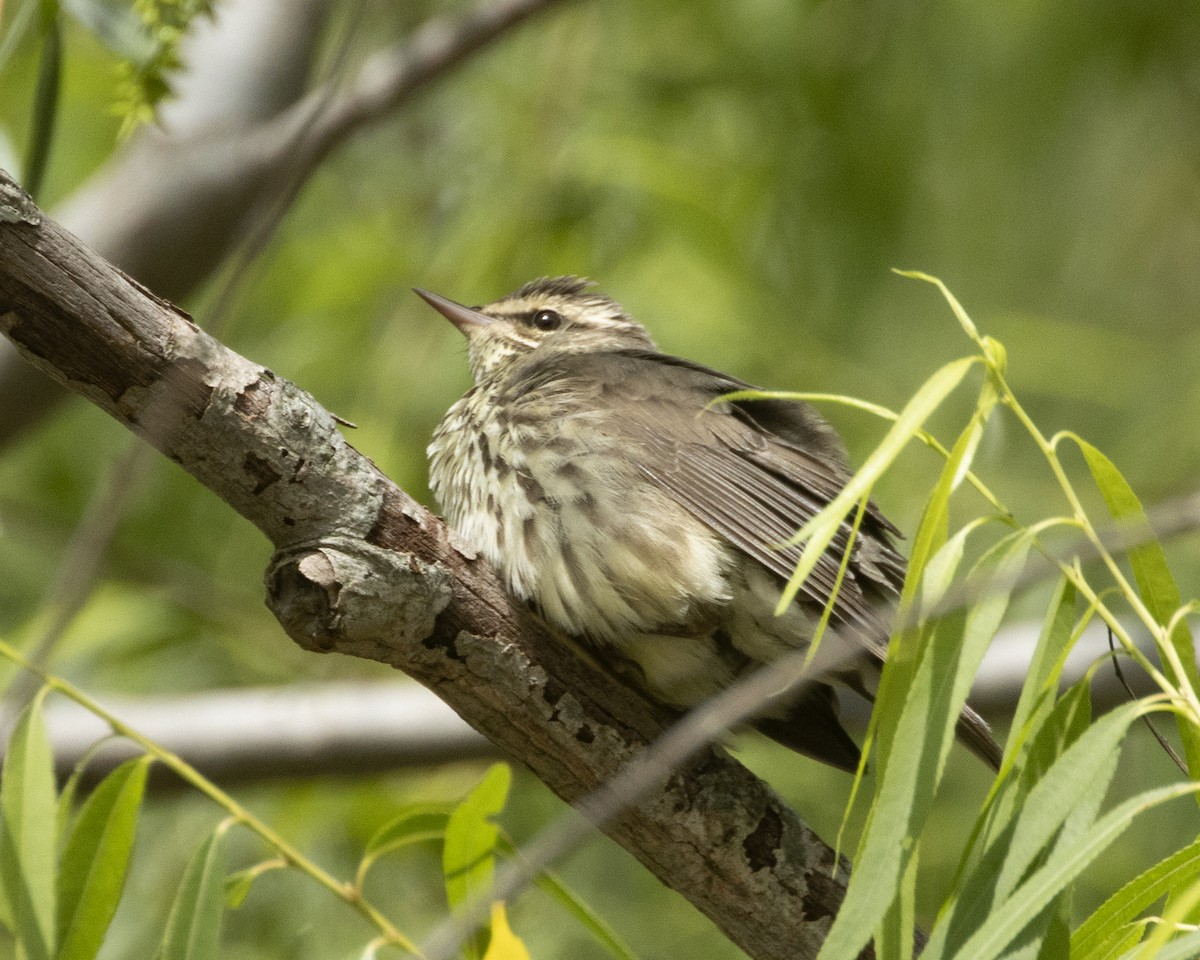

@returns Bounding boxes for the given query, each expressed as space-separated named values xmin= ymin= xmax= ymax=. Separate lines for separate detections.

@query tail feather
xmin=955 ymin=702 xmax=1003 ymax=771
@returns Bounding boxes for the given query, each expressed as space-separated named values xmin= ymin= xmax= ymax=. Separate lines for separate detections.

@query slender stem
xmin=1000 ymin=381 xmax=1200 ymax=721
xmin=0 ymin=638 xmax=425 ymax=959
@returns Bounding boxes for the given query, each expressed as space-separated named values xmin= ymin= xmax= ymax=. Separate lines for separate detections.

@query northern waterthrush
xmin=418 ymin=277 xmax=1001 ymax=772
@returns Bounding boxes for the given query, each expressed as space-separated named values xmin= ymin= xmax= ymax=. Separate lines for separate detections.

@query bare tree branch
xmin=0 ymin=170 xmax=858 ymax=960
xmin=0 ymin=0 xmax=572 ymax=445
xmin=10 ymin=682 xmax=494 ymax=786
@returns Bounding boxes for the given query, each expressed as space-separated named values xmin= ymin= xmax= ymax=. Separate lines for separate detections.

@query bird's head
xmin=415 ymin=276 xmax=657 ymax=382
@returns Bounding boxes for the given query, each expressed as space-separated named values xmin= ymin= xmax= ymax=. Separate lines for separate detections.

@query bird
xmin=417 ymin=276 xmax=1001 ymax=772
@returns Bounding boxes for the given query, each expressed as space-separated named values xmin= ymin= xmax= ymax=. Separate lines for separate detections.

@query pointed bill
xmin=414 ymin=288 xmax=495 ymax=336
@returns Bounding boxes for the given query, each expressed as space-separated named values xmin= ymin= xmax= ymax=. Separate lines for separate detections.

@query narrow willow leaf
xmin=1129 ymin=873 xmax=1200 ymax=960
xmin=817 ymin=618 xmax=949 ymax=960
xmin=876 ymin=853 xmax=917 ymax=960
xmin=444 ymin=764 xmax=511 ymax=960
xmin=0 ymin=696 xmax=57 ymax=960
xmin=1006 ymin=578 xmax=1078 ymax=762
xmin=820 ymin=395 xmax=1000 ymax=960
xmin=777 ymin=355 xmax=979 ymax=612
xmin=918 ymin=523 xmax=978 ymax=617
xmin=921 ymin=680 xmax=1093 ymax=960
xmin=56 ymin=754 xmax=151 ymax=960
xmin=948 ymin=782 xmax=1200 ymax=960
xmin=893 ymin=271 xmax=984 ymax=348
xmin=994 ymin=700 xmax=1147 ymax=903
xmin=1096 ymin=926 xmax=1150 ymax=960
xmin=948 ymin=578 xmax=1080 ymax=893
xmin=1117 ymin=929 xmax=1200 ymax=960
xmin=160 ymin=829 xmax=227 ymax=960
xmin=222 ymin=869 xmax=255 ymax=911
xmin=948 ymin=531 xmax=1033 ymax=735
xmin=481 ymin=902 xmax=530 ymax=960
xmin=868 ymin=400 xmax=992 ymax=775
xmin=1073 ymin=436 xmax=1200 ymax=778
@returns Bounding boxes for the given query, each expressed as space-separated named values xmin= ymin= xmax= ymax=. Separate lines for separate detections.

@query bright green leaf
xmin=1117 ymin=929 xmax=1200 ymax=960
xmin=818 ymin=394 xmax=1004 ymax=960
xmin=1006 ymin=578 xmax=1078 ymax=763
xmin=160 ymin=828 xmax=227 ymax=960
xmin=56 ymin=754 xmax=152 ymax=960
xmin=910 ymin=661 xmax=1094 ymax=959
xmin=1073 ymin=436 xmax=1200 ymax=779
xmin=364 ymin=804 xmax=451 ymax=860
xmin=444 ymin=764 xmax=511 ymax=960
xmin=994 ymin=700 xmax=1146 ymax=903
xmin=948 ymin=782 xmax=1200 ymax=960
xmin=776 ymin=355 xmax=980 ymax=612
xmin=0 ymin=695 xmax=58 ymax=960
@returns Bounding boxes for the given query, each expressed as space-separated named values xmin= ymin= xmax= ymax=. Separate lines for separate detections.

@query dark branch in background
xmin=0 ymin=171 xmax=857 ymax=960
xmin=0 ymin=0 xmax=572 ymax=446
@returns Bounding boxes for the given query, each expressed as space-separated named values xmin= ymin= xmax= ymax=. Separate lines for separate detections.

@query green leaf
xmin=921 ymin=686 xmax=1118 ymax=960
xmin=357 ymin=803 xmax=452 ymax=890
xmin=818 ymin=401 xmax=1003 ymax=960
xmin=444 ymin=764 xmax=511 ymax=960
xmin=222 ymin=860 xmax=286 ymax=910
xmin=1073 ymin=436 xmax=1200 ymax=779
xmin=160 ymin=829 xmax=227 ymax=960
xmin=0 ymin=0 xmax=39 ymax=71
xmin=994 ymin=701 xmax=1146 ymax=904
xmin=56 ymin=755 xmax=152 ymax=960
xmin=1073 ymin=835 xmax=1200 ymax=960
xmin=946 ymin=782 xmax=1200 ymax=960
xmin=776 ymin=355 xmax=980 ymax=612
xmin=1117 ymin=929 xmax=1200 ymax=960
xmin=365 ymin=804 xmax=452 ymax=861
xmin=0 ymin=695 xmax=58 ymax=960
xmin=916 ymin=676 xmax=1096 ymax=959
xmin=1005 ymin=578 xmax=1078 ymax=764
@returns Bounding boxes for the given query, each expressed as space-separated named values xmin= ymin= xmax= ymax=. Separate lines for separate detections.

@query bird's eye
xmin=530 ymin=309 xmax=563 ymax=331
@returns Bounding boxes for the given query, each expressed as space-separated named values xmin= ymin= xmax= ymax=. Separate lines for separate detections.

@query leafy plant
xmin=758 ymin=274 xmax=1200 ymax=960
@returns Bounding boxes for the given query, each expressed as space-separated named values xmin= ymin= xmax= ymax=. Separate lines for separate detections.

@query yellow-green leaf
xmin=481 ymin=902 xmax=531 ymax=960
xmin=1073 ymin=436 xmax=1200 ymax=779
xmin=0 ymin=695 xmax=58 ymax=960
xmin=57 ymin=755 xmax=152 ymax=960
xmin=444 ymin=764 xmax=511 ymax=960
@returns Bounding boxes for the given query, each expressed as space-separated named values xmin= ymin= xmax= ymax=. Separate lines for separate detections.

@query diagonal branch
xmin=0 ymin=170 xmax=859 ymax=960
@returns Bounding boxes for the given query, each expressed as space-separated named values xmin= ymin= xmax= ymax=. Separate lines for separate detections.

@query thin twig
xmin=1107 ymin=625 xmax=1187 ymax=774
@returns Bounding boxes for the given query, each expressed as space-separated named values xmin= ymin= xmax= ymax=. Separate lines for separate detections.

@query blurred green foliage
xmin=1 ymin=0 xmax=1199 ymax=957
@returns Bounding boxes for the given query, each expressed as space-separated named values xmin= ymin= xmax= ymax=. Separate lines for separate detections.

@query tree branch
xmin=0 ymin=0 xmax=572 ymax=445
xmin=0 ymin=170 xmax=859 ymax=960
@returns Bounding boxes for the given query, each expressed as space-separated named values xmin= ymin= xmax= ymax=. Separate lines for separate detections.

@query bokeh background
xmin=1 ymin=0 xmax=1198 ymax=957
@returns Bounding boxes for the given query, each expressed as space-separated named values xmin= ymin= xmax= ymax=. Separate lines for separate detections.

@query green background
xmin=1 ymin=1 xmax=1198 ymax=956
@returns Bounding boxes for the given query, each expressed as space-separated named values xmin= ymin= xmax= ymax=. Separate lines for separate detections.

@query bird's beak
xmin=413 ymin=288 xmax=495 ymax=336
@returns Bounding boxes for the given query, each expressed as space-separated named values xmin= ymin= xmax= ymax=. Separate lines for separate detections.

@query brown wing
xmin=551 ymin=350 xmax=906 ymax=642
xmin=504 ymin=349 xmax=1002 ymax=770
